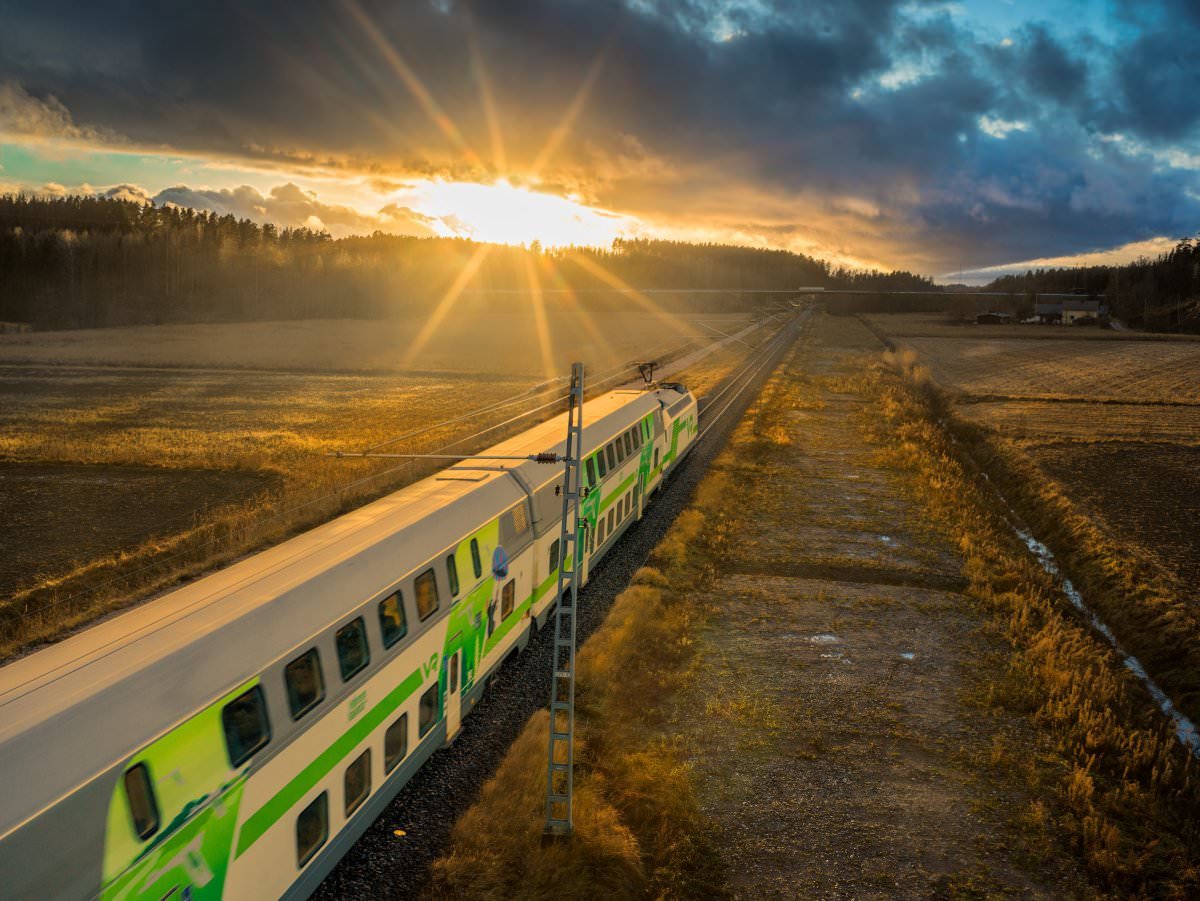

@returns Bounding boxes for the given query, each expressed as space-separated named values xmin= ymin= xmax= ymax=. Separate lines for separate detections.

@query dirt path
xmin=670 ymin=317 xmax=1084 ymax=898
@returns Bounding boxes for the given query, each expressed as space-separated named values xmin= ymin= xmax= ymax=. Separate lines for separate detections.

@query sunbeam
xmin=402 ymin=243 xmax=492 ymax=367
xmin=565 ymin=252 xmax=695 ymax=338
xmin=465 ymin=12 xmax=507 ymax=176
xmin=540 ymin=254 xmax=619 ymax=368
xmin=529 ymin=28 xmax=617 ymax=177
xmin=343 ymin=0 xmax=482 ymax=169
xmin=521 ymin=255 xmax=557 ymax=380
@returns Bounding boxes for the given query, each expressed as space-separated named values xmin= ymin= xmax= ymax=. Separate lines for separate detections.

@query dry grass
xmin=429 ymin=459 xmax=744 ymax=901
xmin=865 ymin=361 xmax=1200 ymax=896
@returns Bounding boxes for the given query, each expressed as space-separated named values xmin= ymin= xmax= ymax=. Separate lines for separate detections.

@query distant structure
xmin=976 ymin=311 xmax=1013 ymax=324
xmin=1063 ymin=298 xmax=1104 ymax=324
xmin=0 ymin=321 xmax=32 ymax=334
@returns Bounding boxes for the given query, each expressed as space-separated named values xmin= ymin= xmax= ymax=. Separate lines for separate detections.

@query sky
xmin=0 ymin=0 xmax=1197 ymax=282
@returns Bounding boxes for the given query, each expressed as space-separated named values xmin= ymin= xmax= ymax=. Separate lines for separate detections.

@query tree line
xmin=0 ymin=194 xmax=937 ymax=329
xmin=985 ymin=237 xmax=1200 ymax=331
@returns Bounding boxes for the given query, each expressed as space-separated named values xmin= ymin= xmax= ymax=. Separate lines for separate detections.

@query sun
xmin=399 ymin=179 xmax=628 ymax=248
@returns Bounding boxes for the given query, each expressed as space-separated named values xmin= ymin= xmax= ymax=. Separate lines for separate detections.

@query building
xmin=0 ymin=321 xmax=32 ymax=334
xmin=1034 ymin=302 xmax=1063 ymax=324
xmin=1062 ymin=299 xmax=1104 ymax=324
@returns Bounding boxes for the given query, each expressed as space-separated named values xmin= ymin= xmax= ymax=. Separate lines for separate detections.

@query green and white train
xmin=0 ymin=383 xmax=698 ymax=900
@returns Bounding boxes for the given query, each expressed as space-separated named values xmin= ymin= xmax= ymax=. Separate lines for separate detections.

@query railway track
xmin=315 ymin=309 xmax=809 ymax=899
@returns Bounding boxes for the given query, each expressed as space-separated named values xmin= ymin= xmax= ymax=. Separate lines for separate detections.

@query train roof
xmin=0 ymin=385 xmax=673 ymax=838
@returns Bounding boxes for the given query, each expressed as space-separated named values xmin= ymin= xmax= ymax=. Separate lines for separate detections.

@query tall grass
xmin=430 ymin=470 xmax=741 ymax=900
xmin=864 ymin=359 xmax=1200 ymax=895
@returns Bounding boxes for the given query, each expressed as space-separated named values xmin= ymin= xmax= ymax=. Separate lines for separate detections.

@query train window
xmin=384 ymin=713 xmax=408 ymax=773
xmin=632 ymin=426 xmax=642 ymax=448
xmin=336 ymin=618 xmax=370 ymax=682
xmin=344 ymin=750 xmax=371 ymax=817
xmin=607 ymin=509 xmax=615 ymax=535
xmin=123 ymin=763 xmax=159 ymax=840
xmin=419 ymin=684 xmax=439 ymax=736
xmin=470 ymin=538 xmax=482 ymax=579
xmin=606 ymin=444 xmax=617 ymax=470
xmin=624 ymin=432 xmax=634 ymax=456
xmin=284 ymin=648 xmax=325 ymax=721
xmin=614 ymin=440 xmax=626 ymax=464
xmin=654 ymin=448 xmax=660 ymax=469
xmin=501 ymin=579 xmax=515 ymax=619
xmin=548 ymin=538 xmax=560 ymax=574
xmin=222 ymin=686 xmax=270 ymax=768
xmin=447 ymin=554 xmax=460 ymax=597
xmin=296 ymin=792 xmax=328 ymax=868
xmin=415 ymin=568 xmax=439 ymax=620
xmin=378 ymin=591 xmax=407 ymax=649
xmin=596 ymin=451 xmax=607 ymax=478
xmin=585 ymin=457 xmax=597 ymax=487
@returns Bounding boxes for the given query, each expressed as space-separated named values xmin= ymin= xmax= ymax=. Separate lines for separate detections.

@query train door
xmin=446 ymin=643 xmax=463 ymax=741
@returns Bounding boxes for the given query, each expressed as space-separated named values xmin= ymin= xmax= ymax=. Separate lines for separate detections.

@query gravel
xmin=314 ymin=318 xmax=802 ymax=900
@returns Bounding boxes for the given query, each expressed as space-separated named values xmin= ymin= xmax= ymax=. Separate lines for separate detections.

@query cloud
xmin=152 ymin=182 xmax=439 ymax=237
xmin=0 ymin=81 xmax=114 ymax=143
xmin=0 ymin=1 xmax=1197 ymax=273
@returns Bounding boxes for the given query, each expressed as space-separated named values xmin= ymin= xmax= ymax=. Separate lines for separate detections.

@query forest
xmin=985 ymin=237 xmax=1200 ymax=331
xmin=0 ymin=194 xmax=937 ymax=329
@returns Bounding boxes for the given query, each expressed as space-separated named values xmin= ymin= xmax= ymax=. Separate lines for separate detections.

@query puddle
xmin=809 ymin=634 xmax=841 ymax=644
xmin=879 ymin=535 xmax=892 ymax=543
xmin=900 ymin=652 xmax=916 ymax=661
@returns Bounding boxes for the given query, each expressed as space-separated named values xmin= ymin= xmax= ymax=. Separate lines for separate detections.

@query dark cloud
xmin=0 ymin=0 xmax=1197 ymax=272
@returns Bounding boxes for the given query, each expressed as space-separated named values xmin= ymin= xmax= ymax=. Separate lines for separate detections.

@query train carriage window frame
xmin=378 ymin=590 xmax=407 ymax=649
xmin=623 ymin=432 xmax=634 ymax=456
xmin=470 ymin=538 xmax=483 ymax=579
xmin=295 ymin=792 xmax=328 ymax=868
xmin=123 ymin=762 xmax=159 ymax=841
xmin=596 ymin=450 xmax=607 ymax=478
xmin=384 ymin=713 xmax=409 ymax=773
xmin=614 ymin=439 xmax=626 ymax=464
xmin=632 ymin=425 xmax=643 ymax=448
xmin=501 ymin=579 xmax=516 ymax=619
xmin=418 ymin=683 xmax=439 ymax=737
xmin=335 ymin=617 xmax=370 ymax=683
xmin=284 ymin=647 xmax=325 ymax=721
xmin=585 ymin=457 xmax=597 ymax=487
xmin=222 ymin=685 xmax=270 ymax=768
xmin=344 ymin=749 xmax=371 ymax=818
xmin=548 ymin=538 xmax=560 ymax=574
xmin=654 ymin=448 xmax=660 ymax=469
xmin=414 ymin=568 xmax=440 ymax=621
xmin=446 ymin=554 xmax=460 ymax=598
xmin=606 ymin=444 xmax=617 ymax=470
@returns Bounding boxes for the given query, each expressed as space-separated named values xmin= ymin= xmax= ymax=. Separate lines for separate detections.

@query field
xmin=867 ymin=313 xmax=1200 ymax=590
xmin=0 ymin=311 xmax=769 ymax=656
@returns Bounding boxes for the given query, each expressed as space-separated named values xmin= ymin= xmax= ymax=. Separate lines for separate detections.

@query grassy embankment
xmin=867 ymin=352 xmax=1200 ymax=895
xmin=0 ymin=335 xmax=757 ymax=660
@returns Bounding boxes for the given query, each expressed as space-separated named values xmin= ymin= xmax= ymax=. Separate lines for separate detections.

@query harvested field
xmin=0 ymin=463 xmax=273 ymax=598
xmin=957 ymin=400 xmax=1200 ymax=445
xmin=861 ymin=313 xmax=1200 ymax=343
xmin=1032 ymin=442 xmax=1200 ymax=593
xmin=894 ymin=336 xmax=1200 ymax=402
xmin=0 ymin=312 xmax=755 ymax=376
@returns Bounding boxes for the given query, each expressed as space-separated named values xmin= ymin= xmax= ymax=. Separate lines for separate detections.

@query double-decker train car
xmin=0 ymin=382 xmax=698 ymax=900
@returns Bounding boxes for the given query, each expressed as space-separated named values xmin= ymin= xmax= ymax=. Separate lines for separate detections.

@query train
xmin=0 ymin=381 xmax=699 ymax=900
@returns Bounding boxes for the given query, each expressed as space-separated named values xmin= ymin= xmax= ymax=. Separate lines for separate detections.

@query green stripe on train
xmin=234 ymin=665 xmax=425 ymax=858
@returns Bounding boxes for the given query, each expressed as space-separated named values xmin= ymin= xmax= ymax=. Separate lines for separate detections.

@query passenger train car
xmin=0 ymin=382 xmax=698 ymax=900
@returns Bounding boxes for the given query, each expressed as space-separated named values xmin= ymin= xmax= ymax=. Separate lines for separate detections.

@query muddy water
xmin=0 ymin=463 xmax=273 ymax=598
